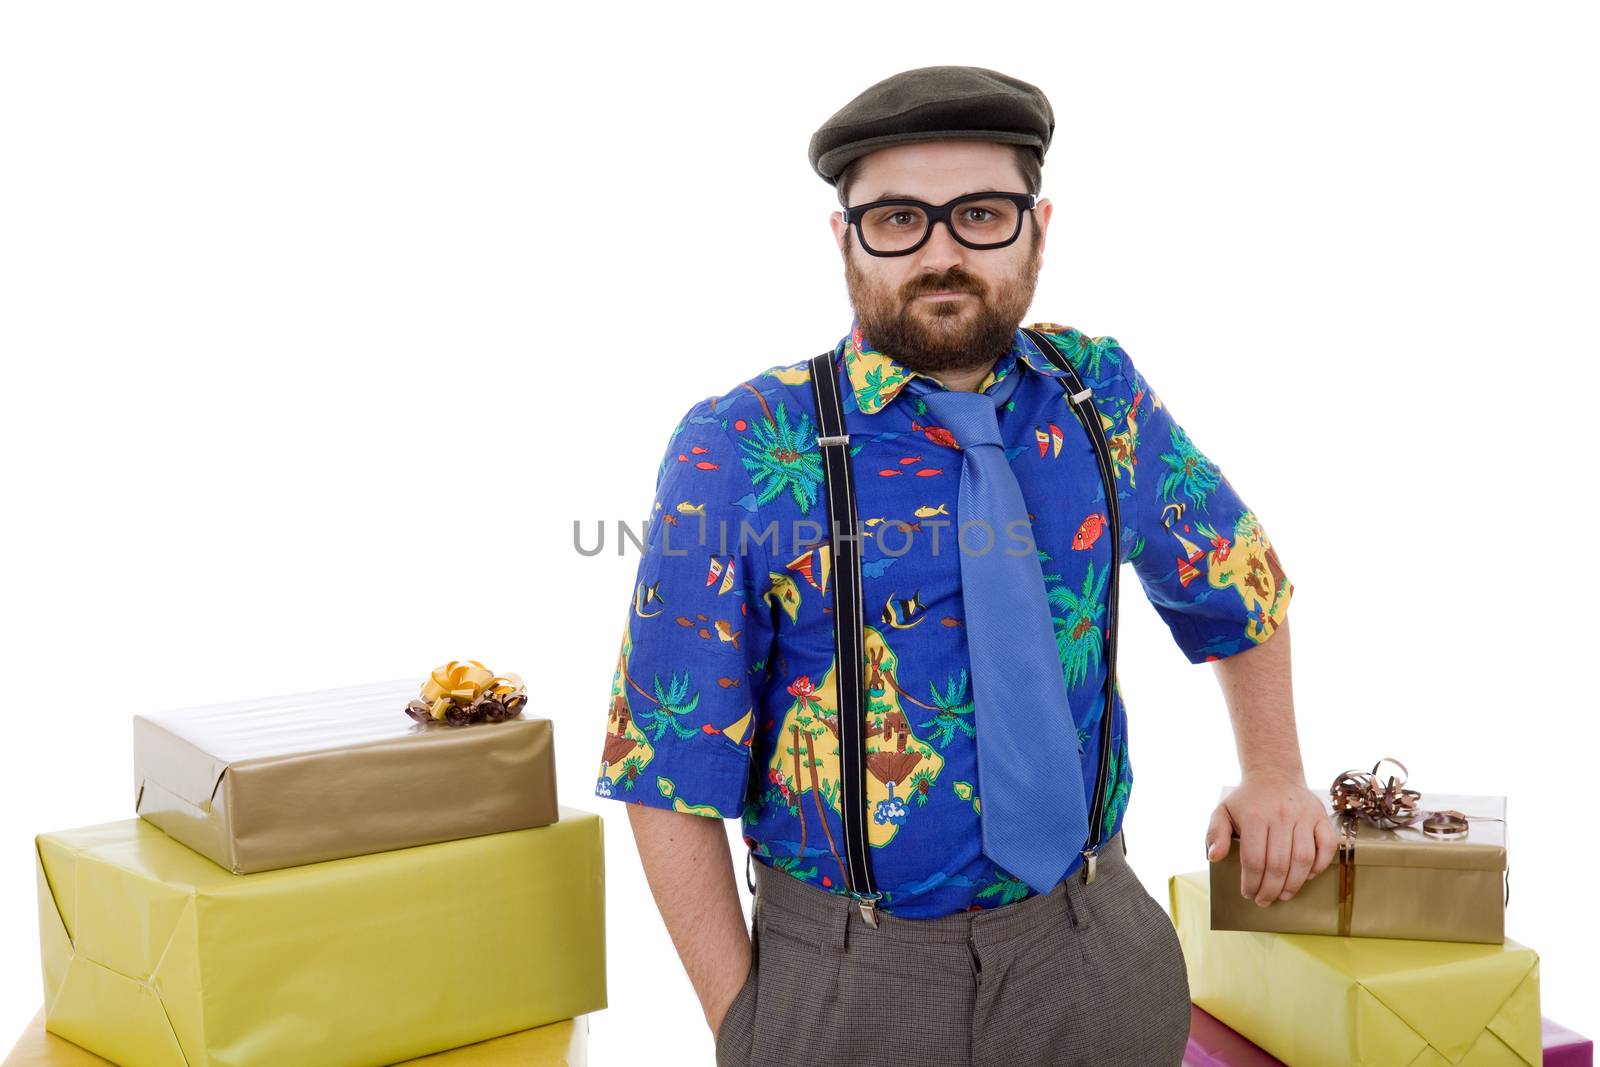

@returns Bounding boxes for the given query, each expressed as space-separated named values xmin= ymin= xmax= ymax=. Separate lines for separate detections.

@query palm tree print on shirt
xmin=1157 ymin=424 xmax=1222 ymax=512
xmin=918 ymin=669 xmax=976 ymax=749
xmin=732 ymin=391 xmax=829 ymax=513
xmin=1044 ymin=557 xmax=1109 ymax=702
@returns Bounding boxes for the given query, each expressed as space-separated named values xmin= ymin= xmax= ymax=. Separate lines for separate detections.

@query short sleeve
xmin=1103 ymin=336 xmax=1295 ymax=663
xmin=593 ymin=395 xmax=774 ymax=818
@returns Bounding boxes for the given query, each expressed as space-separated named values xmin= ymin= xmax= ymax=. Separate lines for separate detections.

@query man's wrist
xmin=1240 ymin=765 xmax=1308 ymax=788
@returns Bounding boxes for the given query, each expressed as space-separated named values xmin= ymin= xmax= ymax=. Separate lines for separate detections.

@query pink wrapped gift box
xmin=1185 ymin=1005 xmax=1592 ymax=1067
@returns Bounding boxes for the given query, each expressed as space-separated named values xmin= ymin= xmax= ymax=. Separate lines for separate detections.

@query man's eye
xmin=962 ymin=208 xmax=996 ymax=223
xmin=888 ymin=211 xmax=918 ymax=226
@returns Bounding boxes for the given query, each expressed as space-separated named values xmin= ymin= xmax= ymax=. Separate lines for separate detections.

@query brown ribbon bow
xmin=1329 ymin=757 xmax=1475 ymax=839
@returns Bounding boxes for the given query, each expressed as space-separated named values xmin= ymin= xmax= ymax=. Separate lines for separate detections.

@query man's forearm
xmin=1210 ymin=616 xmax=1303 ymax=784
xmin=1204 ymin=616 xmax=1339 ymax=903
xmin=626 ymin=803 xmax=752 ymax=1035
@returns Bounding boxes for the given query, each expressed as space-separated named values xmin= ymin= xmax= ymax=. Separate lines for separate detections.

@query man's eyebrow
xmin=865 ymin=186 xmax=1000 ymax=202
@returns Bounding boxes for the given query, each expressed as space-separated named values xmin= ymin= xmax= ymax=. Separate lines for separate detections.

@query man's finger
xmin=1254 ymin=820 xmax=1292 ymax=906
xmin=1279 ymin=819 xmax=1316 ymax=899
xmin=1238 ymin=816 xmax=1266 ymax=900
xmin=1311 ymin=813 xmax=1338 ymax=876
xmin=1206 ymin=804 xmax=1233 ymax=862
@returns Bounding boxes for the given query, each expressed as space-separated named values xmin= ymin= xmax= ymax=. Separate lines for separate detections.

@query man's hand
xmin=1205 ymin=775 xmax=1338 ymax=906
xmin=709 ymin=966 xmax=751 ymax=1044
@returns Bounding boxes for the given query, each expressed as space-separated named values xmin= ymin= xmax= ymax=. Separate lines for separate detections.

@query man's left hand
xmin=1205 ymin=776 xmax=1338 ymax=906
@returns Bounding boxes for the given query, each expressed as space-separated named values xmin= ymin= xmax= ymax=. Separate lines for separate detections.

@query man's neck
xmin=924 ymin=360 xmax=995 ymax=394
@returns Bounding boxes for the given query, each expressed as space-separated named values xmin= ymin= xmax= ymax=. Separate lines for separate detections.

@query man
xmin=594 ymin=65 xmax=1331 ymax=1066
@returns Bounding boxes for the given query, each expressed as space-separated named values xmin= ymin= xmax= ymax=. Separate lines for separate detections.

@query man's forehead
xmin=850 ymin=142 xmax=1026 ymax=204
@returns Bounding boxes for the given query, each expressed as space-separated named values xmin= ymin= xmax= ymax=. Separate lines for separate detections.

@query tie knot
xmin=907 ymin=366 xmax=1020 ymax=450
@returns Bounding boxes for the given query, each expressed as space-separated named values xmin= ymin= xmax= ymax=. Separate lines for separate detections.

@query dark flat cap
xmin=808 ymin=65 xmax=1054 ymax=186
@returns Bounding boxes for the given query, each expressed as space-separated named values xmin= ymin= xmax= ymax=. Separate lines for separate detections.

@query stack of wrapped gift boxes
xmin=1169 ymin=760 xmax=1591 ymax=1067
xmin=14 ymin=662 xmax=606 ymax=1067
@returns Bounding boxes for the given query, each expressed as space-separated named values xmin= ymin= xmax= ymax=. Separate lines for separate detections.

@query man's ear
xmin=829 ymin=211 xmax=848 ymax=254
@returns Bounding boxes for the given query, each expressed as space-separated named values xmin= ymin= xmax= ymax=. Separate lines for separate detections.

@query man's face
xmin=830 ymin=141 xmax=1053 ymax=379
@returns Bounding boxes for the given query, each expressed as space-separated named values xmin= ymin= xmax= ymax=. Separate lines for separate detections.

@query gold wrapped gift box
xmin=1210 ymin=791 xmax=1508 ymax=944
xmin=36 ymin=808 xmax=605 ymax=1067
xmin=133 ymin=679 xmax=558 ymax=873
xmin=1170 ymin=869 xmax=1540 ymax=1067
xmin=3 ymin=1008 xmax=588 ymax=1067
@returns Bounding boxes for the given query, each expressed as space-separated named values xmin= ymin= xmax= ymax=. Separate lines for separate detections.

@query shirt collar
xmin=840 ymin=315 xmax=1074 ymax=415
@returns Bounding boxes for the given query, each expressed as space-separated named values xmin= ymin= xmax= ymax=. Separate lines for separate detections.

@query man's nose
xmin=915 ymin=217 xmax=966 ymax=272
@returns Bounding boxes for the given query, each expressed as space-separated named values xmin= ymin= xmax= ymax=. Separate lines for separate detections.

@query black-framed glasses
xmin=842 ymin=191 xmax=1038 ymax=257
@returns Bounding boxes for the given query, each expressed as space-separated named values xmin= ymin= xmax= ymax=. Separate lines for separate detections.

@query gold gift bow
xmin=1328 ymin=757 xmax=1509 ymax=936
xmin=416 ymin=660 xmax=527 ymax=723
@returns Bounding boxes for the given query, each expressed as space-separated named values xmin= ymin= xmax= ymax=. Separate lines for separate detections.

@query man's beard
xmin=842 ymin=222 xmax=1042 ymax=378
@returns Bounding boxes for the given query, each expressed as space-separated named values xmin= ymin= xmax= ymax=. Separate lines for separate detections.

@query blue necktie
xmin=906 ymin=366 xmax=1090 ymax=894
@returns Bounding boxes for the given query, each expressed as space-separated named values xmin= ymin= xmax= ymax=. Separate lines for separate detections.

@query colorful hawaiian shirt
xmin=594 ymin=318 xmax=1294 ymax=919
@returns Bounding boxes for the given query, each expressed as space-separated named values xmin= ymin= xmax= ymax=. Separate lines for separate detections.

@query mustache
xmin=905 ymin=275 xmax=985 ymax=298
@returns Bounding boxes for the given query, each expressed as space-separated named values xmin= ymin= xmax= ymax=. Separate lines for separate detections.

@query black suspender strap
xmin=1020 ymin=327 xmax=1123 ymax=884
xmin=808 ymin=349 xmax=882 ymax=926
xmin=801 ymin=334 xmax=1123 ymax=924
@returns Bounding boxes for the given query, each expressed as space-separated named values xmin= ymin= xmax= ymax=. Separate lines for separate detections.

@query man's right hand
xmin=708 ymin=953 xmax=754 ymax=1040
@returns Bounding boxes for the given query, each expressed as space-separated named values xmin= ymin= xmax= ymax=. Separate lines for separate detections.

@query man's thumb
xmin=1206 ymin=807 xmax=1233 ymax=862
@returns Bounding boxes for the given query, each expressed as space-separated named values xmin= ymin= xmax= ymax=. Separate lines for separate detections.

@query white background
xmin=3 ymin=1 xmax=1596 ymax=1062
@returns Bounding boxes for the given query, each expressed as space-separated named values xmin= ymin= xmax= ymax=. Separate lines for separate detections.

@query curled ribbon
xmin=1327 ymin=757 xmax=1507 ymax=935
xmin=405 ymin=660 xmax=527 ymax=726
xmin=1330 ymin=757 xmax=1425 ymax=830
xmin=1329 ymin=757 xmax=1482 ymax=839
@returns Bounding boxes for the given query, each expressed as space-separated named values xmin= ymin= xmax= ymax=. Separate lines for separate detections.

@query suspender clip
xmin=817 ymin=433 xmax=851 ymax=447
xmin=849 ymin=890 xmax=882 ymax=928
xmin=1080 ymin=847 xmax=1100 ymax=885
xmin=1068 ymin=386 xmax=1092 ymax=405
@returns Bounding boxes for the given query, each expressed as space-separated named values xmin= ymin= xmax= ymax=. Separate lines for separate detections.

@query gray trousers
xmin=713 ymin=831 xmax=1190 ymax=1067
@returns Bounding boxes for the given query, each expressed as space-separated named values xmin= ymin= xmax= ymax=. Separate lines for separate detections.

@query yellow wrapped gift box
xmin=3 ymin=1007 xmax=589 ymax=1066
xmin=36 ymin=807 xmax=605 ymax=1067
xmin=1169 ymin=869 xmax=1539 ymax=1067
